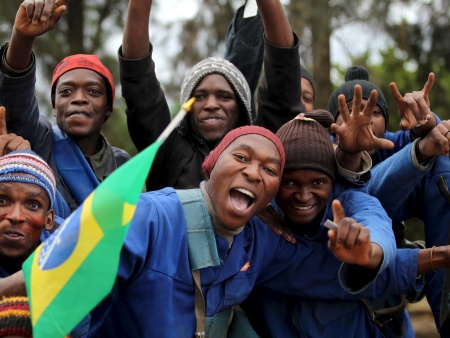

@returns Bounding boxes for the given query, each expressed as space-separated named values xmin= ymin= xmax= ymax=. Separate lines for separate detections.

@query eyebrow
xmin=57 ymin=80 xmax=104 ymax=88
xmin=193 ymin=88 xmax=235 ymax=95
xmin=0 ymin=184 xmax=46 ymax=198
xmin=234 ymin=143 xmax=282 ymax=167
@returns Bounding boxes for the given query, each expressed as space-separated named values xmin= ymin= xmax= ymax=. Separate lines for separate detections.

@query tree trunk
xmin=68 ymin=0 xmax=84 ymax=54
xmin=308 ymin=0 xmax=333 ymax=110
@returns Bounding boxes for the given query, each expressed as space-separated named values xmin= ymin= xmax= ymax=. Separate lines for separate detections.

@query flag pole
xmin=157 ymin=97 xmax=196 ymax=143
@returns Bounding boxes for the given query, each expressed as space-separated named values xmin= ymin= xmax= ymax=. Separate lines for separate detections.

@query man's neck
xmin=74 ymin=135 xmax=102 ymax=156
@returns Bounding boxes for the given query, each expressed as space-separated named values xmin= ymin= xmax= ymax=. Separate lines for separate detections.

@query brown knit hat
xmin=0 ymin=296 xmax=32 ymax=337
xmin=276 ymin=110 xmax=336 ymax=181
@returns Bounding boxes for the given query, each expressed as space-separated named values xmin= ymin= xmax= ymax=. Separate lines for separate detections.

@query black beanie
xmin=328 ymin=65 xmax=389 ymax=129
xmin=276 ymin=110 xmax=336 ymax=182
xmin=301 ymin=66 xmax=316 ymax=98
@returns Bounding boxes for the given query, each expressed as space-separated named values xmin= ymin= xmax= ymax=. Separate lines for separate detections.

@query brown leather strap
xmin=192 ymin=269 xmax=206 ymax=337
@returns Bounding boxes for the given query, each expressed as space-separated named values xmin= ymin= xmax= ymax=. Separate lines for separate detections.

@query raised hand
xmin=15 ymin=0 xmax=68 ymax=38
xmin=0 ymin=107 xmax=31 ymax=155
xmin=327 ymin=200 xmax=381 ymax=270
xmin=331 ymin=84 xmax=394 ymax=154
xmin=7 ymin=0 xmax=68 ymax=71
xmin=390 ymin=72 xmax=435 ymax=130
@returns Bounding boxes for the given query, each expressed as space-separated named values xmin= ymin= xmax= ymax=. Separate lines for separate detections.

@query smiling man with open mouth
xmin=0 ymin=150 xmax=55 ymax=277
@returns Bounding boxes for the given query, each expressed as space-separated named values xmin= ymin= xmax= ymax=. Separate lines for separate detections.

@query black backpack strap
xmin=362 ymin=295 xmax=407 ymax=337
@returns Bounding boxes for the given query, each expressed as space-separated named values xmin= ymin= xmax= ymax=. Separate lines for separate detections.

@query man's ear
xmin=44 ymin=209 xmax=55 ymax=231
xmin=104 ymin=106 xmax=113 ymax=122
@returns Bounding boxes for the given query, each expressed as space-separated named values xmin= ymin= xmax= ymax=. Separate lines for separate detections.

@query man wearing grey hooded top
xmin=120 ymin=0 xmax=304 ymax=191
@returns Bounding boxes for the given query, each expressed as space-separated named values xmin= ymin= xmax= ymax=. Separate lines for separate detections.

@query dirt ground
xmin=408 ymin=298 xmax=439 ymax=338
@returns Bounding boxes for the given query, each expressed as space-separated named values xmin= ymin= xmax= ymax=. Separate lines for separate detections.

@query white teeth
xmin=235 ymin=188 xmax=255 ymax=199
xmin=293 ymin=205 xmax=313 ymax=211
xmin=6 ymin=233 xmax=21 ymax=237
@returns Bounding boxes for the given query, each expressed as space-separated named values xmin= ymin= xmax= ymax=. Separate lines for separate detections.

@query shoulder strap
xmin=176 ymin=189 xmax=220 ymax=337
xmin=176 ymin=189 xmax=220 ymax=270
xmin=192 ymin=269 xmax=206 ymax=337
xmin=53 ymin=126 xmax=100 ymax=204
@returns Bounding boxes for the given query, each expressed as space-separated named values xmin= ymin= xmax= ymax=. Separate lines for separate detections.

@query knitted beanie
xmin=51 ymin=54 xmax=115 ymax=109
xmin=202 ymin=126 xmax=285 ymax=179
xmin=0 ymin=296 xmax=32 ymax=337
xmin=0 ymin=150 xmax=56 ymax=208
xmin=180 ymin=57 xmax=252 ymax=125
xmin=276 ymin=110 xmax=336 ymax=181
xmin=301 ymin=66 xmax=316 ymax=98
xmin=328 ymin=65 xmax=389 ymax=129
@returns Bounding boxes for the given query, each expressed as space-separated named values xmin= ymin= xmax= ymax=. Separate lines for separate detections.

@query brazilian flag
xmin=22 ymin=98 xmax=195 ymax=338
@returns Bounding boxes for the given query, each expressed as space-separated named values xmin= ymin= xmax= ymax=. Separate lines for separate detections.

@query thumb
xmin=332 ymin=199 xmax=345 ymax=224
xmin=376 ymin=138 xmax=395 ymax=150
xmin=46 ymin=4 xmax=67 ymax=27
xmin=330 ymin=122 xmax=340 ymax=135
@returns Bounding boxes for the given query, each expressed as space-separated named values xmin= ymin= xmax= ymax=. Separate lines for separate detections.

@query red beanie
xmin=51 ymin=54 xmax=115 ymax=109
xmin=202 ymin=126 xmax=285 ymax=179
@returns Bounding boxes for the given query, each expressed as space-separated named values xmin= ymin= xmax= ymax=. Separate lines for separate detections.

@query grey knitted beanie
xmin=180 ymin=57 xmax=252 ymax=125
xmin=328 ymin=66 xmax=389 ymax=129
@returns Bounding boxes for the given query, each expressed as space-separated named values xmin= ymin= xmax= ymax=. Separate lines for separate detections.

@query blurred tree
xmin=287 ymin=0 xmax=392 ymax=110
xmin=330 ymin=0 xmax=450 ymax=131
xmin=1 ymin=0 xmax=450 ymax=155
xmin=383 ymin=0 xmax=450 ymax=122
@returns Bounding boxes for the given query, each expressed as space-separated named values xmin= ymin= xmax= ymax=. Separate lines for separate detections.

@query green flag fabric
xmin=22 ymin=98 xmax=195 ymax=338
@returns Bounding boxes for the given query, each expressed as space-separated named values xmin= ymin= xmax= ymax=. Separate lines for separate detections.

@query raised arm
xmin=256 ymin=0 xmax=294 ymax=48
xmin=122 ymin=0 xmax=151 ymax=59
xmin=253 ymin=0 xmax=303 ymax=132
xmin=120 ymin=0 xmax=171 ymax=150
xmin=6 ymin=0 xmax=67 ymax=70
xmin=0 ymin=0 xmax=66 ymax=150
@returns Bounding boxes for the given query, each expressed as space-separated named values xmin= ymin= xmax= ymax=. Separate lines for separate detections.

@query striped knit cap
xmin=0 ymin=150 xmax=56 ymax=208
xmin=276 ymin=110 xmax=336 ymax=181
xmin=180 ymin=57 xmax=252 ymax=125
xmin=0 ymin=296 xmax=32 ymax=337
